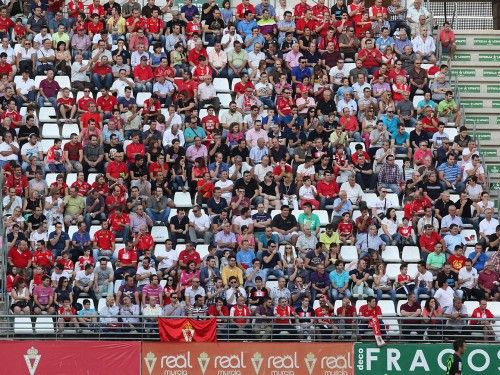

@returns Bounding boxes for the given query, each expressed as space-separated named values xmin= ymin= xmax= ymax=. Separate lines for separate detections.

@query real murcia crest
xmin=24 ymin=347 xmax=41 ymax=375
xmin=251 ymin=352 xmax=263 ymax=374
xmin=304 ymin=352 xmax=317 ymax=375
xmin=143 ymin=352 xmax=157 ymax=375
xmin=198 ymin=352 xmax=210 ymax=375
xmin=182 ymin=321 xmax=195 ymax=342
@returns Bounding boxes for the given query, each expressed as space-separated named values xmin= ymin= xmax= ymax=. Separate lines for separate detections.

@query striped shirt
xmin=437 ymin=162 xmax=460 ymax=183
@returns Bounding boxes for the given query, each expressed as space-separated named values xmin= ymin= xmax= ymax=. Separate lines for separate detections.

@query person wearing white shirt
xmin=340 ymin=174 xmax=365 ymax=204
xmin=221 ymin=25 xmax=243 ymax=53
xmin=33 ymin=31 xmax=52 ymax=49
xmin=479 ymin=208 xmax=499 ymax=243
xmin=247 ymin=43 xmax=266 ymax=73
xmin=434 ymin=283 xmax=455 ymax=310
xmin=0 ymin=133 xmax=20 ymax=167
xmin=0 ymin=37 xmax=14 ymax=65
xmin=111 ymin=69 xmax=135 ymax=97
xmin=458 ymin=259 xmax=483 ymax=301
xmin=2 ymin=189 xmax=23 ymax=216
xmin=329 ymin=60 xmax=350 ymax=86
xmin=337 ymin=93 xmax=358 ymax=116
xmin=14 ymin=71 xmax=36 ymax=104
xmin=130 ymin=45 xmax=149 ymax=67
xmin=253 ymin=155 xmax=272 ymax=182
xmin=155 ymin=240 xmax=179 ymax=275
xmin=197 ymin=76 xmax=221 ymax=112
xmin=411 ymin=28 xmax=435 ymax=59
xmin=208 ymin=42 xmax=228 ymax=76
xmin=135 ymin=258 xmax=157 ymax=288
xmin=351 ymin=75 xmax=371 ymax=101
xmin=36 ymin=39 xmax=55 ymax=74
xmin=414 ymin=261 xmax=434 ymax=301
xmin=406 ymin=0 xmax=432 ymax=37
xmin=153 ymin=76 xmax=175 ymax=105
xmin=188 ymin=206 xmax=212 ymax=243
xmin=163 ymin=124 xmax=185 ymax=147
xmin=215 ymin=171 xmax=234 ymax=202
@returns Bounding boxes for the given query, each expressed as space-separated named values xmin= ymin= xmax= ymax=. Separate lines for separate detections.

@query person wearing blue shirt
xmin=48 ymin=224 xmax=70 ymax=258
xmin=291 ymin=58 xmax=312 ymax=83
xmin=208 ymin=153 xmax=230 ymax=179
xmin=71 ymin=222 xmax=91 ymax=260
xmin=236 ymin=241 xmax=256 ymax=269
xmin=329 ymin=260 xmax=352 ymax=300
xmin=375 ymin=27 xmax=395 ymax=51
xmin=255 ymin=0 xmax=276 ymax=18
xmin=245 ymin=28 xmax=266 ymax=52
xmin=468 ymin=243 xmax=489 ymax=272
xmin=391 ymin=124 xmax=411 ymax=157
xmin=180 ymin=1 xmax=200 ymax=21
xmin=237 ymin=12 xmax=258 ymax=38
xmin=382 ymin=110 xmax=400 ymax=135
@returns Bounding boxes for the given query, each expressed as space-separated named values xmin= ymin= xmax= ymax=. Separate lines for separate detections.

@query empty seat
xmin=316 ymin=210 xmax=330 ymax=226
xmin=402 ymin=246 xmax=421 ymax=262
xmin=355 ymin=299 xmax=367 ymax=313
xmin=67 ymin=225 xmax=78 ymax=239
xmin=463 ymin=301 xmax=479 ymax=316
xmin=62 ymin=123 xmax=80 ymax=139
xmin=54 ymin=75 xmax=71 ymax=89
xmin=45 ymin=173 xmax=58 ymax=186
xmin=174 ymin=192 xmax=193 ymax=207
xmin=461 ymin=229 xmax=478 ymax=245
xmin=97 ymin=298 xmax=107 ymax=312
xmin=219 ymin=93 xmax=232 ymax=107
xmin=265 ymin=280 xmax=279 ymax=290
xmin=213 ymin=77 xmax=230 ymax=92
xmin=199 ymin=108 xmax=208 ymax=117
xmin=175 ymin=244 xmax=186 ymax=255
xmin=151 ymin=226 xmax=169 ymax=242
xmin=136 ymin=92 xmax=152 ymax=107
xmin=39 ymin=107 xmax=56 ymax=122
xmin=41 ymin=123 xmax=60 ymax=138
xmin=231 ymin=78 xmax=241 ymax=91
xmin=34 ymin=75 xmax=45 ymax=89
xmin=14 ymin=317 xmax=33 ymax=334
xmin=87 ymin=173 xmax=98 ymax=185
xmin=412 ymin=95 xmax=424 ymax=108
xmin=386 ymin=263 xmax=400 ymax=280
xmin=291 ymin=209 xmax=304 ymax=222
xmin=35 ymin=317 xmax=55 ymax=334
xmin=488 ymin=302 xmax=500 ymax=317
xmin=378 ymin=300 xmax=396 ymax=316
xmin=114 ymin=280 xmax=123 ymax=294
xmin=407 ymin=263 xmax=418 ymax=278
xmin=382 ymin=246 xmax=401 ymax=262
xmin=197 ymin=244 xmax=210 ymax=259
xmin=340 ymin=245 xmax=358 ymax=262
xmin=66 ymin=173 xmax=77 ymax=187
xmin=89 ymin=225 xmax=100 ymax=239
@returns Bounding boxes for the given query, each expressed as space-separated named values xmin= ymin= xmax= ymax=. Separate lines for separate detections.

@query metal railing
xmin=0 ymin=171 xmax=6 ymax=314
xmin=3 ymin=315 xmax=499 ymax=342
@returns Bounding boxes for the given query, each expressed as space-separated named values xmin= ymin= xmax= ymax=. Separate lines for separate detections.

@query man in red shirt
xmin=1 ymin=99 xmax=22 ymax=128
xmin=133 ymin=56 xmax=154 ymax=92
xmin=229 ymin=295 xmax=251 ymax=339
xmin=357 ymin=39 xmax=382 ymax=74
xmin=142 ymin=94 xmax=161 ymax=123
xmin=293 ymin=0 xmax=310 ymax=18
xmin=235 ymin=0 xmax=255 ymax=20
xmin=92 ymin=55 xmax=113 ymax=91
xmin=0 ymin=8 xmax=14 ymax=35
xmin=106 ymin=152 xmax=129 ymax=182
xmin=133 ymin=225 xmax=154 ymax=255
xmin=178 ymin=242 xmax=201 ymax=269
xmin=276 ymin=89 xmax=294 ymax=118
xmin=126 ymin=8 xmax=146 ymax=33
xmin=80 ymin=102 xmax=103 ymax=129
xmin=115 ymin=240 xmax=138 ymax=278
xmin=359 ymin=296 xmax=385 ymax=345
xmin=469 ymin=299 xmax=495 ymax=339
xmin=57 ymin=87 xmax=77 ymax=123
xmin=273 ymin=297 xmax=298 ymax=340
xmin=419 ymin=224 xmax=445 ymax=257
xmin=295 ymin=9 xmax=316 ymax=36
xmin=4 ymin=165 xmax=28 ymax=197
xmin=32 ymin=241 xmax=55 ymax=273
xmin=8 ymin=240 xmax=32 ymax=270
xmin=316 ymin=172 xmax=339 ymax=209
xmin=93 ymin=221 xmax=115 ymax=260
xmin=336 ymin=296 xmax=357 ymax=337
xmin=96 ymin=88 xmax=118 ymax=119
xmin=108 ymin=207 xmax=131 ymax=242
xmin=369 ymin=0 xmax=388 ymax=21
xmin=188 ymin=41 xmax=208 ymax=67
xmin=125 ymin=134 xmax=145 ymax=164
xmin=438 ymin=21 xmax=456 ymax=58
xmin=87 ymin=0 xmax=105 ymax=19
xmin=77 ymin=89 xmax=96 ymax=113
xmin=106 ymin=185 xmax=127 ymax=214
xmin=0 ymin=52 xmax=12 ymax=80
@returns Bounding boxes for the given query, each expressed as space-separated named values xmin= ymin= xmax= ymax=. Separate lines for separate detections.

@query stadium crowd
xmin=1 ymin=0 xmax=499 ymax=339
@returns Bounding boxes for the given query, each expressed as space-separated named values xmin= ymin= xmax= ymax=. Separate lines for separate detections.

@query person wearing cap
xmin=133 ymin=55 xmax=154 ymax=94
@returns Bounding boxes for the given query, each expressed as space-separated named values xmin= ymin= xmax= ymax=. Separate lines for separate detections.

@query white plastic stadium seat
xmin=407 ymin=263 xmax=418 ymax=278
xmin=265 ymin=280 xmax=279 ymax=290
xmin=316 ymin=210 xmax=330 ymax=226
xmin=378 ymin=300 xmax=396 ymax=316
xmin=40 ymin=139 xmax=54 ymax=154
xmin=174 ymin=192 xmax=193 ymax=208
xmin=66 ymin=173 xmax=77 ymax=187
xmin=136 ymin=92 xmax=151 ymax=107
xmin=231 ymin=78 xmax=241 ymax=91
xmin=97 ymin=298 xmax=107 ymax=312
xmin=488 ymin=302 xmax=500 ymax=317
xmin=89 ymin=225 xmax=100 ymax=239
xmin=412 ymin=95 xmax=424 ymax=108
xmin=219 ymin=93 xmax=232 ymax=108
xmin=461 ymin=229 xmax=478 ymax=245
xmin=197 ymin=244 xmax=210 ymax=259
xmin=386 ymin=263 xmax=400 ymax=280
xmin=35 ymin=317 xmax=55 ymax=334
xmin=463 ymin=301 xmax=479 ymax=316
xmin=45 ymin=173 xmax=58 ymax=186
xmin=39 ymin=107 xmax=56 ymax=122
xmin=54 ymin=75 xmax=71 ymax=89
xmin=340 ymin=245 xmax=358 ymax=262
xmin=213 ymin=78 xmax=230 ymax=93
xmin=151 ymin=226 xmax=169 ymax=242
xmin=382 ymin=246 xmax=401 ymax=262
xmin=62 ymin=123 xmax=80 ymax=139
xmin=67 ymin=225 xmax=78 ymax=239
xmin=402 ymin=246 xmax=421 ymax=262
xmin=87 ymin=173 xmax=98 ymax=185
xmin=34 ymin=75 xmax=44 ymax=89
xmin=14 ymin=317 xmax=33 ymax=334
xmin=41 ymin=123 xmax=60 ymax=138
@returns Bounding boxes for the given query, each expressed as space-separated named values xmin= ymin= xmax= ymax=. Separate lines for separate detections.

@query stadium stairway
xmin=450 ymin=29 xmax=500 ymax=196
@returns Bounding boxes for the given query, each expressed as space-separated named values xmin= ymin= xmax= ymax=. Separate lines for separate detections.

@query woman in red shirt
xmin=189 ymin=157 xmax=208 ymax=196
xmin=196 ymin=172 xmax=214 ymax=204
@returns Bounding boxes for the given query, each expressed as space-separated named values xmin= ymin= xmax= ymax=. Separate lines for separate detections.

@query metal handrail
xmin=0 ymin=170 xmax=6 ymax=314
xmin=3 ymin=314 xmax=499 ymax=342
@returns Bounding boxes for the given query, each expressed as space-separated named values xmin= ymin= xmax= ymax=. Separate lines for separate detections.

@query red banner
xmin=158 ymin=318 xmax=217 ymax=342
xmin=142 ymin=342 xmax=354 ymax=375
xmin=0 ymin=341 xmax=140 ymax=375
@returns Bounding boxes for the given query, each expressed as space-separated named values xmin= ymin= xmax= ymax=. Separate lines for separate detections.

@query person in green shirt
xmin=63 ymin=187 xmax=85 ymax=227
xmin=426 ymin=242 xmax=446 ymax=275
xmin=297 ymin=203 xmax=320 ymax=236
xmin=319 ymin=224 xmax=342 ymax=248
xmin=437 ymin=91 xmax=462 ymax=125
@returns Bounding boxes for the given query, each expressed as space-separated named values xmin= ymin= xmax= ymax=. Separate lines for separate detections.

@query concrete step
xmin=463 ymin=115 xmax=500 ymax=126
xmin=454 ymin=84 xmax=500 ymax=98
xmin=459 ymin=99 xmax=500 ymax=109
xmin=454 ymin=30 xmax=500 ymax=37
xmin=453 ymin=52 xmax=500 ymax=63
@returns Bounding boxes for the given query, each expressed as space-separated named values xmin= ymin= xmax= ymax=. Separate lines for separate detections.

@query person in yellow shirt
xmin=221 ymin=256 xmax=244 ymax=286
xmin=107 ymin=8 xmax=127 ymax=37
xmin=319 ymin=224 xmax=342 ymax=248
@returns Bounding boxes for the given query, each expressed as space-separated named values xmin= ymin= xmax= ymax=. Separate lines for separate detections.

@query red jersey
xmin=87 ymin=20 xmax=104 ymax=35
xmin=335 ymin=305 xmax=356 ymax=324
xmin=358 ymin=48 xmax=382 ymax=68
xmin=312 ymin=4 xmax=329 ymax=20
xmin=235 ymin=3 xmax=255 ymax=18
xmin=186 ymin=21 xmax=202 ymax=37
xmin=5 ymin=174 xmax=28 ymax=196
xmin=117 ymin=248 xmax=137 ymax=266
xmin=274 ymin=305 xmax=295 ymax=324
xmin=178 ymin=249 xmax=201 ymax=267
xmin=175 ymin=78 xmax=199 ymax=98
xmin=369 ymin=5 xmax=387 ymax=19
xmin=0 ymin=16 xmax=15 ymax=33
xmin=93 ymin=229 xmax=115 ymax=250
xmin=448 ymin=255 xmax=467 ymax=271
xmin=57 ymin=258 xmax=74 ymax=271
xmin=57 ymin=97 xmax=75 ymax=107
xmin=418 ymin=231 xmax=443 ymax=253
xmin=88 ymin=4 xmax=105 ymax=18
xmin=58 ymin=305 xmax=77 ymax=318
xmin=133 ymin=64 xmax=154 ymax=81
xmin=108 ymin=212 xmax=130 ymax=232
xmin=277 ymin=97 xmax=293 ymax=116
xmin=154 ymin=65 xmax=175 ymax=79
xmin=93 ymin=61 xmax=112 ymax=76
xmin=388 ymin=68 xmax=407 ymax=83
xmin=314 ymin=306 xmax=334 ymax=324
xmin=50 ymin=181 xmax=68 ymax=197
xmin=78 ymin=97 xmax=96 ymax=112
xmin=96 ymin=95 xmax=118 ymax=112
xmin=316 ymin=180 xmax=339 ymax=198
xmin=338 ymin=221 xmax=353 ymax=236
xmin=233 ymin=81 xmax=254 ymax=96
xmin=470 ymin=307 xmax=494 ymax=325
xmin=392 ymin=83 xmax=410 ymax=102
xmin=347 ymin=3 xmax=364 ymax=23
xmin=230 ymin=304 xmax=251 ymax=324
xmin=105 ymin=194 xmax=126 ymax=213
xmin=359 ymin=304 xmax=382 ymax=318
xmin=143 ymin=98 xmax=161 ymax=115
xmin=13 ymin=24 xmax=27 ymax=38
xmin=397 ymin=274 xmax=411 ymax=284
xmin=293 ymin=2 xmax=311 ymax=18
xmin=196 ymin=179 xmax=214 ymax=199
xmin=148 ymin=161 xmax=169 ymax=178
xmin=8 ymin=247 xmax=32 ymax=268
xmin=187 ymin=48 xmax=208 ymax=66
xmin=71 ymin=180 xmax=91 ymax=196
xmin=126 ymin=16 xmax=146 ymax=32
xmin=80 ymin=111 xmax=102 ymax=129
xmin=92 ymin=181 xmax=110 ymax=197
xmin=32 ymin=250 xmax=54 ymax=269
xmin=134 ymin=233 xmax=154 ymax=251
xmin=398 ymin=225 xmax=413 ymax=238
xmin=295 ymin=18 xmax=317 ymax=34
xmin=77 ymin=255 xmax=94 ymax=270
xmin=1 ymin=110 xmax=22 ymax=128
xmin=125 ymin=142 xmax=145 ymax=164
xmin=146 ymin=18 xmax=163 ymax=34
xmin=68 ymin=0 xmax=84 ymax=18
xmin=106 ymin=160 xmax=129 ymax=179
xmin=193 ymin=64 xmax=212 ymax=80
xmin=0 ymin=62 xmax=12 ymax=76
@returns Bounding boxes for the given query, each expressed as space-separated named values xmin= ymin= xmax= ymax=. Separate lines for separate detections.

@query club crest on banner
xmin=24 ymin=347 xmax=41 ymax=375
